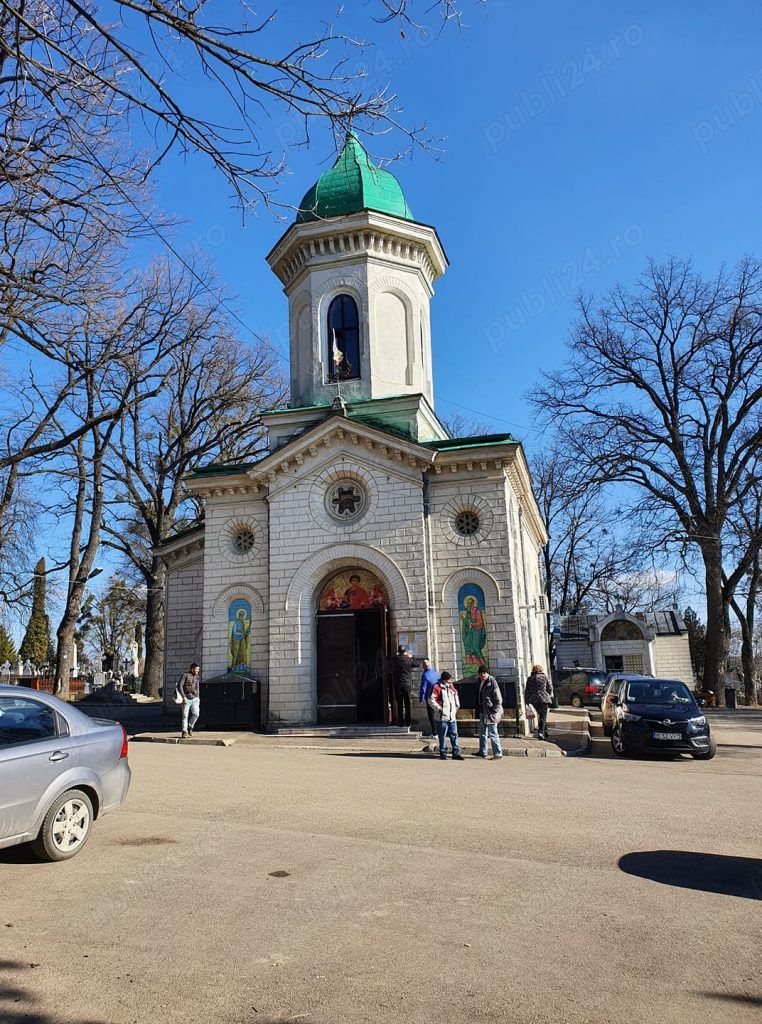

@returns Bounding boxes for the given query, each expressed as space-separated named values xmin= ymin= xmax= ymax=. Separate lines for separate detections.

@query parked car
xmin=609 ymin=677 xmax=716 ymax=759
xmin=552 ymin=668 xmax=607 ymax=708
xmin=0 ymin=685 xmax=131 ymax=861
xmin=600 ymin=673 xmax=652 ymax=735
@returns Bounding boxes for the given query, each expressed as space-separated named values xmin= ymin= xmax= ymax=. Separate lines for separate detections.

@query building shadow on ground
xmin=618 ymin=850 xmax=762 ymax=899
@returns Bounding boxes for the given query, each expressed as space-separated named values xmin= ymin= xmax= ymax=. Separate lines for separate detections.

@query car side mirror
xmin=698 ymin=698 xmax=707 ymax=708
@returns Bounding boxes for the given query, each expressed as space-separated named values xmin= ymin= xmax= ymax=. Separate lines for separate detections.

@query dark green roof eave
xmin=423 ymin=433 xmax=517 ymax=451
xmin=186 ymin=461 xmax=256 ymax=480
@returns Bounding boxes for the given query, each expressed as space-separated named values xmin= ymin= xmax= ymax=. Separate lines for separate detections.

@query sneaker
xmin=188 ymin=728 xmax=194 ymax=737
xmin=453 ymin=753 xmax=464 ymax=761
xmin=492 ymin=754 xmax=503 ymax=759
xmin=439 ymin=754 xmax=448 ymax=760
xmin=474 ymin=752 xmax=487 ymax=758
xmin=181 ymin=731 xmax=189 ymax=739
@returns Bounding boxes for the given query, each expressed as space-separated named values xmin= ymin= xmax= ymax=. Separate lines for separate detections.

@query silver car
xmin=0 ymin=685 xmax=131 ymax=861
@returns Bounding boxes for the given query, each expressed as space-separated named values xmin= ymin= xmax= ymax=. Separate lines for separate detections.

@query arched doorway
xmin=315 ymin=568 xmax=390 ymax=724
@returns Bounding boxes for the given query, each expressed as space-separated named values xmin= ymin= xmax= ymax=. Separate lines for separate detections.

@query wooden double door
xmin=316 ymin=608 xmax=389 ymax=724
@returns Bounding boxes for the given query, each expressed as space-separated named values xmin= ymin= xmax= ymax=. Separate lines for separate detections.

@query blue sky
xmin=145 ymin=0 xmax=762 ymax=446
xmin=12 ymin=0 xmax=761 ymax=630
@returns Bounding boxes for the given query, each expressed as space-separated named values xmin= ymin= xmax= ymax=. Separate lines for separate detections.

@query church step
xmin=267 ymin=724 xmax=423 ymax=739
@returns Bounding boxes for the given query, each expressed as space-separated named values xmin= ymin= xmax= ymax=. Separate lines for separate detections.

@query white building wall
xmin=428 ymin=471 xmax=518 ymax=687
xmin=653 ymin=635 xmax=694 ymax=686
xmin=201 ymin=494 xmax=270 ymax=711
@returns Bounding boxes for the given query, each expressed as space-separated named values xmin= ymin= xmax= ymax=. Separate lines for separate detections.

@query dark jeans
xmin=426 ymin=703 xmax=437 ymax=737
xmin=436 ymin=720 xmax=461 ymax=757
xmin=536 ymin=702 xmax=549 ymax=736
xmin=395 ymin=687 xmax=411 ymax=727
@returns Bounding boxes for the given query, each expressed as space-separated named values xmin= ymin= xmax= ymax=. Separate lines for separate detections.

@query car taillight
xmin=119 ymin=724 xmax=128 ymax=759
xmin=584 ymin=683 xmax=598 ymax=693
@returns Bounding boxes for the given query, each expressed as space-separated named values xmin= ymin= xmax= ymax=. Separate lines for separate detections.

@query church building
xmin=158 ymin=134 xmax=549 ymax=732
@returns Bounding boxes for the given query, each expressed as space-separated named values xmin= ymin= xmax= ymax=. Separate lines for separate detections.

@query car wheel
xmin=570 ymin=694 xmax=583 ymax=709
xmin=691 ymin=736 xmax=717 ymax=761
xmin=611 ymin=728 xmax=629 ymax=757
xmin=32 ymin=789 xmax=94 ymax=862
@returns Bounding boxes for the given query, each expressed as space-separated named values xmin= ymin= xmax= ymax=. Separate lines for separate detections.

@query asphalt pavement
xmin=1 ymin=711 xmax=760 ymax=1024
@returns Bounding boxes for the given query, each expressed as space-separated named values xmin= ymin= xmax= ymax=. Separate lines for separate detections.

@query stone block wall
xmin=201 ymin=493 xmax=270 ymax=714
xmin=653 ymin=635 xmax=694 ymax=686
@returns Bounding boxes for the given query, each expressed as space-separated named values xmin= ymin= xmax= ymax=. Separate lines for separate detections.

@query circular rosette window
xmin=442 ymin=494 xmax=494 ymax=546
xmin=219 ymin=516 xmax=261 ymax=564
xmin=325 ymin=479 xmax=368 ymax=523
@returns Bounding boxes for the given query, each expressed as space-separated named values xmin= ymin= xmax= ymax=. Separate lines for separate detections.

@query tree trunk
xmin=142 ymin=560 xmax=166 ymax=698
xmin=703 ymin=542 xmax=729 ymax=705
xmin=54 ymin=626 xmax=76 ymax=699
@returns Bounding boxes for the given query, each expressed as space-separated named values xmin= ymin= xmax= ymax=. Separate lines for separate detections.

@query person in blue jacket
xmin=419 ymin=658 xmax=440 ymax=739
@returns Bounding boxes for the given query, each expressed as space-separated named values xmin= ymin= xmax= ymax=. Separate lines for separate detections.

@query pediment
xmin=247 ymin=413 xmax=434 ymax=494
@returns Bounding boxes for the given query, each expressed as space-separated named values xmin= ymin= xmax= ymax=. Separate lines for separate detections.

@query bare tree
xmin=0 ymin=0 xmax=463 ymax=210
xmin=49 ymin=259 xmax=218 ymax=696
xmin=538 ymin=257 xmax=762 ymax=702
xmin=726 ymin=481 xmax=762 ymax=705
xmin=531 ymin=448 xmax=654 ymax=615
xmin=102 ymin=280 xmax=284 ymax=696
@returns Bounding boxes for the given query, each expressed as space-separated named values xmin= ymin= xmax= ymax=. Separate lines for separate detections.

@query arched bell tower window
xmin=327 ymin=294 xmax=360 ymax=381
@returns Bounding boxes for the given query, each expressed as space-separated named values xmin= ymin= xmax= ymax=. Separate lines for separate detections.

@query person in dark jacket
xmin=524 ymin=663 xmax=553 ymax=740
xmin=419 ymin=658 xmax=440 ymax=738
xmin=391 ymin=646 xmax=418 ymax=727
xmin=475 ymin=665 xmax=503 ymax=758
xmin=176 ymin=662 xmax=201 ymax=739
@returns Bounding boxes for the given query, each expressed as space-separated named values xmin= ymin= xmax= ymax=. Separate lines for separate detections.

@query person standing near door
xmin=475 ymin=665 xmax=503 ymax=759
xmin=524 ymin=663 xmax=553 ymax=740
xmin=391 ymin=646 xmax=417 ymax=727
xmin=177 ymin=662 xmax=201 ymax=739
xmin=419 ymin=658 xmax=440 ymax=738
xmin=428 ymin=672 xmax=464 ymax=760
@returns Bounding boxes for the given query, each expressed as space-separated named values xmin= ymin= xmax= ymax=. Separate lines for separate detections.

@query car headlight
xmin=689 ymin=715 xmax=707 ymax=726
xmin=622 ymin=712 xmax=641 ymax=722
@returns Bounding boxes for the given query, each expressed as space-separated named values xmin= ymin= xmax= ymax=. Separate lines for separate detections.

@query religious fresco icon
xmin=458 ymin=583 xmax=488 ymax=677
xmin=318 ymin=569 xmax=387 ymax=611
xmin=228 ymin=599 xmax=251 ymax=674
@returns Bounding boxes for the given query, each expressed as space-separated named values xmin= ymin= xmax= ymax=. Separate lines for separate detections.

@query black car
xmin=552 ymin=668 xmax=607 ymax=708
xmin=600 ymin=673 xmax=652 ymax=736
xmin=610 ymin=677 xmax=716 ymax=759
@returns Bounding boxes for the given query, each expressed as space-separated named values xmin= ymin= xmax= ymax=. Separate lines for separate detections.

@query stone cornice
xmin=154 ymin=528 xmax=205 ymax=564
xmin=267 ymin=211 xmax=448 ymax=294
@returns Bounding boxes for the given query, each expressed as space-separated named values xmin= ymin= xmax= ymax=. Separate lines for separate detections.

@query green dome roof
xmin=296 ymin=132 xmax=413 ymax=224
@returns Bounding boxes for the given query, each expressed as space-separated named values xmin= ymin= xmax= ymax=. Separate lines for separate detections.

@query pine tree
xmin=0 ymin=624 xmax=17 ymax=663
xmin=19 ymin=557 xmax=52 ymax=667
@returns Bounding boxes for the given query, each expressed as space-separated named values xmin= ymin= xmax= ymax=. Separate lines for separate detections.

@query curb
xmin=132 ymin=735 xmax=236 ymax=747
xmin=561 ymin=710 xmax=592 ymax=757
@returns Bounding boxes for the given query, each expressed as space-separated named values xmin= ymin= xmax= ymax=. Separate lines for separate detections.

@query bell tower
xmin=266 ymin=134 xmax=448 ymax=413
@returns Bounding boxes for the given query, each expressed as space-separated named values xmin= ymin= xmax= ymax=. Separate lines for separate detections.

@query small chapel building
xmin=157 ymin=134 xmax=549 ymax=731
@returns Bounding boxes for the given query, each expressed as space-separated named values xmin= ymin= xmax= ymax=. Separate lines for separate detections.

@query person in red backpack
xmin=428 ymin=672 xmax=464 ymax=760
